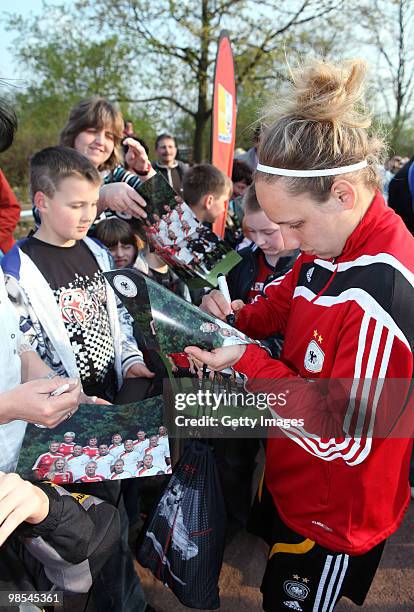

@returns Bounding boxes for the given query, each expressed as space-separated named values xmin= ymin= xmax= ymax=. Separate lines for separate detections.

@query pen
xmin=217 ymin=273 xmax=236 ymax=326
xmin=35 ymin=383 xmax=72 ymax=428
xmin=50 ymin=383 xmax=71 ymax=397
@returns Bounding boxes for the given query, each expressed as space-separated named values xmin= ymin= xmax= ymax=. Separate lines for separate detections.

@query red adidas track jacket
xmin=234 ymin=191 xmax=414 ymax=554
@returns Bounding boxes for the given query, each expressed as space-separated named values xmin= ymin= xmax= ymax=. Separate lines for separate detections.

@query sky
xmin=0 ymin=0 xmax=44 ymax=78
xmin=0 ymin=0 xmax=402 ymax=123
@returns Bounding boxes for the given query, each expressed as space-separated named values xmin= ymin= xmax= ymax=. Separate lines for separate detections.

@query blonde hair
xmin=257 ymin=58 xmax=385 ymax=201
xmin=60 ymin=97 xmax=124 ymax=171
xmin=47 ymin=457 xmax=69 ymax=480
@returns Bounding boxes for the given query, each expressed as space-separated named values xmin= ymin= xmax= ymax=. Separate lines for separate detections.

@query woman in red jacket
xmin=186 ymin=58 xmax=414 ymax=611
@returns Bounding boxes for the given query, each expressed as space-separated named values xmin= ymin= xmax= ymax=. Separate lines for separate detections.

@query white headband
xmin=256 ymin=160 xmax=367 ymax=177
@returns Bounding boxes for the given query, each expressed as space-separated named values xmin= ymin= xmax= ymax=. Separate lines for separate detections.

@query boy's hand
xmin=0 ymin=378 xmax=81 ymax=428
xmin=124 ymin=363 xmax=155 ymax=379
xmin=98 ymin=183 xmax=147 ymax=219
xmin=200 ymin=290 xmax=245 ymax=321
xmin=185 ymin=345 xmax=246 ymax=371
xmin=0 ymin=472 xmax=49 ymax=546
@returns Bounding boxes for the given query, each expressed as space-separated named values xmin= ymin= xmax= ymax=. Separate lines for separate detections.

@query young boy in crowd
xmin=181 ymin=163 xmax=232 ymax=307
xmin=2 ymin=146 xmax=154 ymax=403
xmin=227 ymin=183 xmax=298 ymax=306
xmin=182 ymin=163 xmax=232 ymax=225
xmin=92 ymin=216 xmax=189 ymax=299
xmin=0 ymin=101 xmax=152 ymax=610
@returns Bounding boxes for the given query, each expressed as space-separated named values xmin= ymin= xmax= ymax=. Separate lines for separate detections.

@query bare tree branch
xmin=116 ymin=95 xmax=196 ymax=117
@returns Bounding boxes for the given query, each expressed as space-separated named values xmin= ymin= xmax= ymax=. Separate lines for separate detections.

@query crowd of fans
xmin=1 ymin=57 xmax=414 ymax=612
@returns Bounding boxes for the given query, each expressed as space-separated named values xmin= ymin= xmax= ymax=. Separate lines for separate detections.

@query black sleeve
xmin=15 ymin=482 xmax=120 ymax=588
xmin=227 ymin=247 xmax=255 ymax=303
xmin=388 ymin=160 xmax=414 ymax=234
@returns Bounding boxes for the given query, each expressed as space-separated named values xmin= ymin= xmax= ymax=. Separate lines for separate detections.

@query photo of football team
xmin=31 ymin=425 xmax=171 ymax=483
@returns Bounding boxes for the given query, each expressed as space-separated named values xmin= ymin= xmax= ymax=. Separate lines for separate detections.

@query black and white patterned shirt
xmin=21 ymin=238 xmax=115 ymax=389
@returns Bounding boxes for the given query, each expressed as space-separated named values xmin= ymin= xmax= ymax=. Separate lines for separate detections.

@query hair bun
xmin=258 ymin=57 xmax=385 ymax=198
xmin=281 ymin=59 xmax=371 ymax=130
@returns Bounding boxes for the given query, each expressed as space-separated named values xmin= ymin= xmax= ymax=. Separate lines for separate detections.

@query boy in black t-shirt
xmin=2 ymin=146 xmax=155 ymax=612
xmin=3 ymin=146 xmax=154 ymax=403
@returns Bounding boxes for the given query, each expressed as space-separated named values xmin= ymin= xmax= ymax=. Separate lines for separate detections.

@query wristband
xmin=135 ymin=163 xmax=152 ymax=176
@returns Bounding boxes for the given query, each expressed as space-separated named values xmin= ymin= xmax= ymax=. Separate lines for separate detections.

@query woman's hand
xmin=98 ymin=183 xmax=148 ymax=219
xmin=124 ymin=138 xmax=156 ymax=181
xmin=185 ymin=344 xmax=247 ymax=371
xmin=0 ymin=378 xmax=81 ymax=428
xmin=200 ymin=290 xmax=245 ymax=322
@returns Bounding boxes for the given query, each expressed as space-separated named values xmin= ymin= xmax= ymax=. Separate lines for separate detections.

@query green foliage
xmin=1 ymin=6 xmax=159 ymax=188
xmin=72 ymin=0 xmax=347 ymax=161
xmin=379 ymin=120 xmax=414 ymax=158
xmin=5 ymin=0 xmax=407 ymax=180
xmin=236 ymin=82 xmax=271 ymax=150
xmin=1 ymin=92 xmax=70 ymax=190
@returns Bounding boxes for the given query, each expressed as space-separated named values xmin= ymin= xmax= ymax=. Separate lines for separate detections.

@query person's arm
xmin=200 ymin=254 xmax=302 ymax=339
xmin=188 ymin=283 xmax=414 ymax=465
xmin=0 ymin=473 xmax=120 ymax=592
xmin=19 ymin=345 xmax=57 ymax=382
xmin=0 ymin=169 xmax=20 ymax=253
xmin=0 ymin=377 xmax=81 ymax=428
xmin=236 ymin=303 xmax=413 ymax=464
xmin=0 ymin=472 xmax=49 ymax=546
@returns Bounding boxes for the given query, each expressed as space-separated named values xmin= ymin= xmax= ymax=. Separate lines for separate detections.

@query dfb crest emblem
xmin=304 ymin=340 xmax=325 ymax=373
xmin=113 ymin=274 xmax=137 ymax=298
xmin=283 ymin=580 xmax=310 ymax=601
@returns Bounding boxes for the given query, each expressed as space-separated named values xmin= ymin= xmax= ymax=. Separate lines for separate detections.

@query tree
xmin=357 ymin=0 xmax=414 ymax=150
xmin=6 ymin=8 xmax=136 ymax=102
xmin=76 ymin=0 xmax=344 ymax=161
xmin=2 ymin=7 xmax=158 ymax=190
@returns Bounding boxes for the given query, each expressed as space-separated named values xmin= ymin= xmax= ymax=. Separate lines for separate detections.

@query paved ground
xmin=136 ymin=503 xmax=414 ymax=612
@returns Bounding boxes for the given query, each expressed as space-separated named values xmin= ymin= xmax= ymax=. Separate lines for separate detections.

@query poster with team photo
xmin=135 ymin=173 xmax=241 ymax=288
xmin=106 ymin=268 xmax=258 ymax=363
xmin=16 ymin=396 xmax=172 ymax=484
